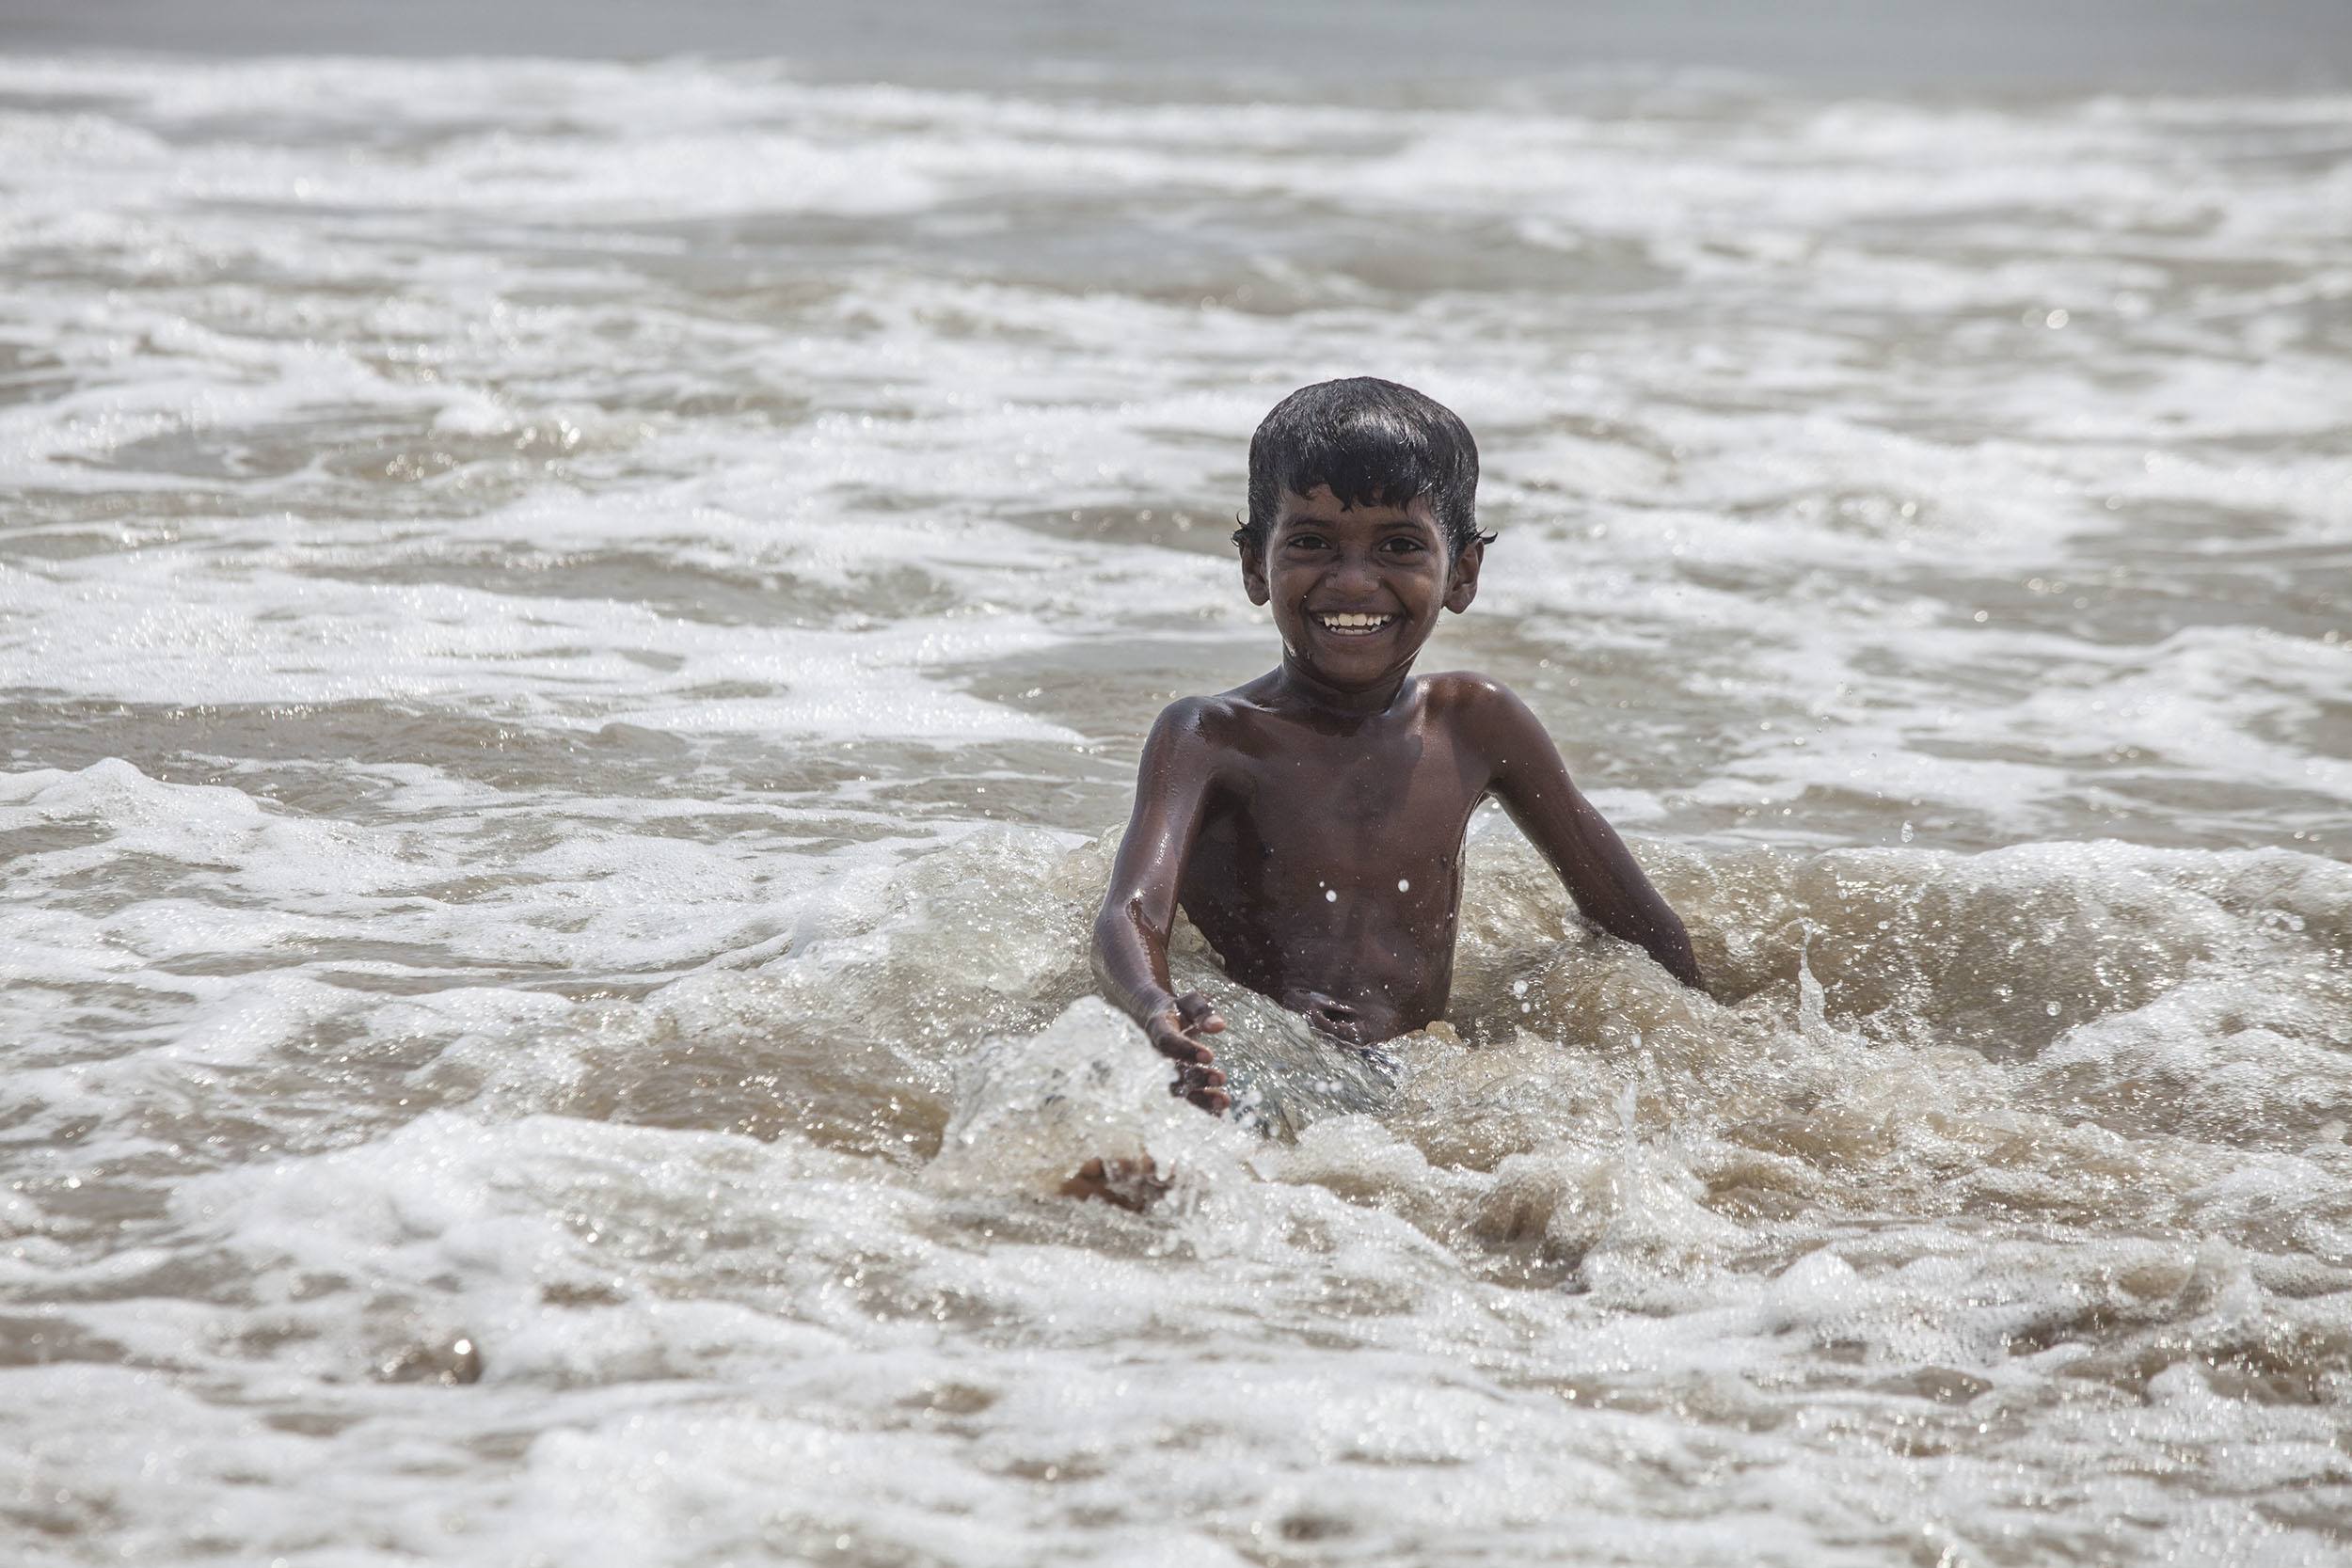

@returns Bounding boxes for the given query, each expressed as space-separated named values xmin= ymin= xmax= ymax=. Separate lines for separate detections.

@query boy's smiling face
xmin=1242 ymin=484 xmax=1482 ymax=695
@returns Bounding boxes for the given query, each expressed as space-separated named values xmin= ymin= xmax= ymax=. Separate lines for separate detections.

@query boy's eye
xmin=1380 ymin=537 xmax=1428 ymax=554
xmin=1284 ymin=533 xmax=1328 ymax=550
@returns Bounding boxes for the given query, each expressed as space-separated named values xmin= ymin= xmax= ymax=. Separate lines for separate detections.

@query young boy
xmin=1092 ymin=377 xmax=1702 ymax=1116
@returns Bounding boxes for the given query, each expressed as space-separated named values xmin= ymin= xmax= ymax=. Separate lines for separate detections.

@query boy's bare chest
xmin=1178 ymin=716 xmax=1490 ymax=1030
xmin=1205 ymin=721 xmax=1487 ymax=875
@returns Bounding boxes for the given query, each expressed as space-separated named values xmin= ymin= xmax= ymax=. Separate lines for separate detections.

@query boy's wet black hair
xmin=1236 ymin=376 xmax=1492 ymax=557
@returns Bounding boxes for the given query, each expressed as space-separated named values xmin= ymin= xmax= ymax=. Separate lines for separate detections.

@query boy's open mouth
xmin=1311 ymin=610 xmax=1398 ymax=637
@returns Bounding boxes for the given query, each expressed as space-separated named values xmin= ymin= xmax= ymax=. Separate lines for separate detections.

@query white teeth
xmin=1316 ymin=611 xmax=1393 ymax=630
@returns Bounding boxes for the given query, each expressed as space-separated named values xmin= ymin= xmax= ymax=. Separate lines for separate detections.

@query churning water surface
xmin=1 ymin=34 xmax=2349 ymax=1568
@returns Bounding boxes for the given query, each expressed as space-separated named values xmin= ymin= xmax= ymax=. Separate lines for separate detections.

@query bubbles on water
xmin=13 ymin=742 xmax=2352 ymax=1568
xmin=6 ymin=48 xmax=2352 ymax=1567
xmin=927 ymin=997 xmax=1217 ymax=1200
xmin=378 ymin=1334 xmax=484 ymax=1386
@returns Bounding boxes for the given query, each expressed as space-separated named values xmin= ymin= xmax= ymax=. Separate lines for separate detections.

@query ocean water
xmin=2 ymin=40 xmax=2349 ymax=1568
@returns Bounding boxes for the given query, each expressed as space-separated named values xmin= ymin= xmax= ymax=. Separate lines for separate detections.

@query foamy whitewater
xmin=2 ymin=47 xmax=2349 ymax=1567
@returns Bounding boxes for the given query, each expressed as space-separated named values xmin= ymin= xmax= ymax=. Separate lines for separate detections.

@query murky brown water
xmin=2 ymin=40 xmax=2348 ymax=1568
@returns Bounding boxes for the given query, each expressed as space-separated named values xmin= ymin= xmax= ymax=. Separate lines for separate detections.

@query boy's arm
xmin=1092 ymin=699 xmax=1232 ymax=1114
xmin=1466 ymin=681 xmax=1704 ymax=990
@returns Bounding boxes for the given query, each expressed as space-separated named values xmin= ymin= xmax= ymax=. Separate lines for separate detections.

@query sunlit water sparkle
xmin=2 ymin=50 xmax=2349 ymax=1568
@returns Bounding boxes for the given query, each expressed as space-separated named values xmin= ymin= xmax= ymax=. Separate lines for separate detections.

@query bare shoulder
xmin=1149 ymin=690 xmax=1254 ymax=743
xmin=1140 ymin=691 xmax=1256 ymax=774
xmin=1419 ymin=670 xmax=1547 ymax=741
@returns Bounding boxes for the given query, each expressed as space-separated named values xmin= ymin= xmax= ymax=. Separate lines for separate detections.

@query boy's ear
xmin=1444 ymin=536 xmax=1485 ymax=614
xmin=1239 ymin=540 xmax=1271 ymax=606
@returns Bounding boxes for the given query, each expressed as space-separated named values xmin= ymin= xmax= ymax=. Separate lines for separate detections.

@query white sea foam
xmin=2 ymin=47 xmax=2348 ymax=1568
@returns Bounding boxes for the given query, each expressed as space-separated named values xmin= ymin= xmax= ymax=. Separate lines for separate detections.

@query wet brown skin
xmin=1092 ymin=485 xmax=1702 ymax=1114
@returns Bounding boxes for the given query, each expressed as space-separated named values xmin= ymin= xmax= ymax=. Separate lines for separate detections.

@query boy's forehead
xmin=1274 ymin=485 xmax=1439 ymax=528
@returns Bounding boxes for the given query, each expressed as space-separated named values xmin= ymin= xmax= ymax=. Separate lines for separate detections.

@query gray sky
xmin=5 ymin=0 xmax=2347 ymax=90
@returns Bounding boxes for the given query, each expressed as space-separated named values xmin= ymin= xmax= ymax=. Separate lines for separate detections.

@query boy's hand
xmin=1147 ymin=990 xmax=1229 ymax=1115
xmin=1295 ymin=990 xmax=1365 ymax=1046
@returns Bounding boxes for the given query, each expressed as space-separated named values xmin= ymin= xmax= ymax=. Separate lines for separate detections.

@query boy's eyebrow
xmin=1277 ymin=511 xmax=1436 ymax=531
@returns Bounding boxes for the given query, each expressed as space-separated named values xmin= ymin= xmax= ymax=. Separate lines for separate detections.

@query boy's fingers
xmin=1173 ymin=991 xmax=1224 ymax=1027
xmin=1308 ymin=1003 xmax=1364 ymax=1044
xmin=1150 ymin=1029 xmax=1213 ymax=1066
xmin=1176 ymin=1078 xmax=1229 ymax=1112
xmin=1168 ymin=1059 xmax=1227 ymax=1106
xmin=1167 ymin=994 xmax=1227 ymax=1041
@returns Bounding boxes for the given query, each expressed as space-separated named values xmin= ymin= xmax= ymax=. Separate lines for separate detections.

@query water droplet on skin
xmin=1397 ymin=879 xmax=1410 ymax=892
xmin=1325 ymin=888 xmax=1337 ymax=902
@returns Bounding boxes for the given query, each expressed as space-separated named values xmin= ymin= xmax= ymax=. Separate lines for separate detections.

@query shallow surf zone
xmin=6 ymin=783 xmax=2349 ymax=1566
xmin=2 ymin=40 xmax=2350 ymax=1568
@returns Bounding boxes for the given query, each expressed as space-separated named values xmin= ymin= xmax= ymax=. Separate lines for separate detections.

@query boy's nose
xmin=1327 ymin=551 xmax=1381 ymax=595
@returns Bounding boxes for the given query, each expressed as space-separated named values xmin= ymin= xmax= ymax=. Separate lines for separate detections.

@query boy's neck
xmin=1270 ymin=654 xmax=1415 ymax=719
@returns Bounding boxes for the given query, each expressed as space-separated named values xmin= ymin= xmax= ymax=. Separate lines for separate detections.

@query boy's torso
xmin=1175 ymin=671 xmax=1496 ymax=1046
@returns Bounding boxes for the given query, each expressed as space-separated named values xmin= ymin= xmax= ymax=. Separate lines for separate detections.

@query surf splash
xmin=3 ymin=42 xmax=2348 ymax=1568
